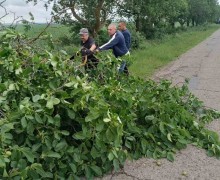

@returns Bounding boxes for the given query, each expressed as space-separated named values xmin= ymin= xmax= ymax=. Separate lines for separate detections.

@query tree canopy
xmin=26 ymin=0 xmax=220 ymax=38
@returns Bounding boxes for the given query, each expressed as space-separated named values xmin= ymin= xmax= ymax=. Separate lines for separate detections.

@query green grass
xmin=16 ymin=24 xmax=70 ymax=38
xmin=130 ymin=24 xmax=220 ymax=79
xmin=16 ymin=24 xmax=74 ymax=53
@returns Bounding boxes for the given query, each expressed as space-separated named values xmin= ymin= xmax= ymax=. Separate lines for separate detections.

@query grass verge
xmin=130 ymin=24 xmax=220 ymax=79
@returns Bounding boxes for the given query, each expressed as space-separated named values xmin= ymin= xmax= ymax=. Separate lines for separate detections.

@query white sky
xmin=1 ymin=0 xmax=220 ymax=24
xmin=0 ymin=0 xmax=53 ymax=23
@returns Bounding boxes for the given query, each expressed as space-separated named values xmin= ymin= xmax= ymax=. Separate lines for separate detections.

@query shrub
xmin=0 ymin=29 xmax=220 ymax=179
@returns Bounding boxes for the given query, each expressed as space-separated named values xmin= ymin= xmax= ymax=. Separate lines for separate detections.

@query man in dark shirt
xmin=118 ymin=21 xmax=131 ymax=50
xmin=96 ymin=24 xmax=130 ymax=74
xmin=79 ymin=28 xmax=99 ymax=71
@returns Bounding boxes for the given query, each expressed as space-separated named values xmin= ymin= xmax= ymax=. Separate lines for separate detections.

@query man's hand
xmin=94 ymin=49 xmax=99 ymax=54
xmin=81 ymin=48 xmax=92 ymax=56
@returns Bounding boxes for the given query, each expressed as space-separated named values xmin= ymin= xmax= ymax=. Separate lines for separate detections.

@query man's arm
xmin=90 ymin=44 xmax=96 ymax=51
xmin=99 ymin=33 xmax=118 ymax=51
xmin=81 ymin=42 xmax=97 ymax=56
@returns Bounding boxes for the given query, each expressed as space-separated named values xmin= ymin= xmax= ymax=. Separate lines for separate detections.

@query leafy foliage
xmin=26 ymin=0 xmax=118 ymax=37
xmin=0 ymin=29 xmax=220 ymax=179
xmin=118 ymin=0 xmax=220 ymax=38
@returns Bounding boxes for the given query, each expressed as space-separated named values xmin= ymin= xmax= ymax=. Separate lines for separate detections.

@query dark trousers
xmin=119 ymin=60 xmax=129 ymax=75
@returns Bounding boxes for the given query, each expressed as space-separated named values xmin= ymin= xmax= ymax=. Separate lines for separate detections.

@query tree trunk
xmin=135 ymin=14 xmax=141 ymax=32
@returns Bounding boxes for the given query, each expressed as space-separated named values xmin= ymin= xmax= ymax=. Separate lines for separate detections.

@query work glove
xmin=69 ymin=51 xmax=80 ymax=60
xmin=69 ymin=55 xmax=75 ymax=60
xmin=81 ymin=48 xmax=92 ymax=56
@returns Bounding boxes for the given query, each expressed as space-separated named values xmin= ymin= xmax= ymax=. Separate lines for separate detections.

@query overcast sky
xmin=0 ymin=0 xmax=53 ymax=23
xmin=1 ymin=0 xmax=220 ymax=24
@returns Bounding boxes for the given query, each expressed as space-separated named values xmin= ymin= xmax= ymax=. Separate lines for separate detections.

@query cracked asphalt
xmin=98 ymin=29 xmax=220 ymax=180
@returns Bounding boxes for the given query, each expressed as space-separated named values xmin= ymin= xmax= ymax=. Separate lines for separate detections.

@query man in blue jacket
xmin=96 ymin=24 xmax=130 ymax=74
xmin=118 ymin=21 xmax=131 ymax=50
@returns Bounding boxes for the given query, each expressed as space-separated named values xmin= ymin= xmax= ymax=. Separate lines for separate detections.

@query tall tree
xmin=161 ymin=0 xmax=189 ymax=28
xmin=27 ymin=0 xmax=117 ymax=37
xmin=189 ymin=0 xmax=211 ymax=26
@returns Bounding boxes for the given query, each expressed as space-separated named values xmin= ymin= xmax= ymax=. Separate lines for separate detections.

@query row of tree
xmin=27 ymin=0 xmax=220 ymax=38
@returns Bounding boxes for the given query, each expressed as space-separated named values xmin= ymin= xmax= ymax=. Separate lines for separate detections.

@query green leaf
xmin=96 ymin=122 xmax=104 ymax=131
xmin=64 ymin=82 xmax=75 ymax=87
xmin=67 ymin=109 xmax=75 ymax=119
xmin=159 ymin=122 xmax=166 ymax=134
xmin=3 ymin=168 xmax=9 ymax=178
xmin=167 ymin=152 xmax=174 ymax=162
xmin=141 ymin=139 xmax=148 ymax=152
xmin=8 ymin=83 xmax=15 ymax=91
xmin=46 ymin=97 xmax=60 ymax=109
xmin=35 ymin=113 xmax=43 ymax=124
xmin=44 ymin=151 xmax=61 ymax=159
xmin=21 ymin=117 xmax=27 ymax=128
xmin=106 ymin=128 xmax=114 ymax=142
xmin=61 ymin=130 xmax=70 ymax=136
xmin=47 ymin=115 xmax=54 ymax=124
xmin=69 ymin=163 xmax=77 ymax=173
xmin=91 ymin=165 xmax=102 ymax=176
xmin=73 ymin=132 xmax=85 ymax=140
xmin=46 ymin=99 xmax=54 ymax=109
xmin=51 ymin=59 xmax=57 ymax=67
xmin=55 ymin=141 xmax=67 ymax=152
xmin=0 ymin=156 xmax=6 ymax=167
xmin=147 ymin=150 xmax=153 ymax=158
xmin=4 ymin=133 xmax=13 ymax=140
xmin=178 ymin=139 xmax=188 ymax=144
xmin=31 ymin=163 xmax=53 ymax=178
xmin=2 ymin=123 xmax=14 ymax=133
xmin=27 ymin=122 xmax=34 ymax=135
xmin=85 ymin=110 xmax=100 ymax=122
xmin=20 ymin=148 xmax=35 ymax=163
xmin=32 ymin=143 xmax=41 ymax=152
xmin=108 ymin=152 xmax=114 ymax=161
xmin=49 ymin=82 xmax=57 ymax=90
xmin=15 ymin=67 xmax=22 ymax=75
xmin=113 ymin=159 xmax=120 ymax=171
xmin=73 ymin=153 xmax=80 ymax=163
xmin=52 ymin=97 xmax=60 ymax=105
xmin=145 ymin=115 xmax=154 ymax=121
xmin=85 ymin=166 xmax=93 ymax=179
xmin=167 ymin=133 xmax=172 ymax=142
xmin=91 ymin=146 xmax=99 ymax=159
xmin=103 ymin=118 xmax=111 ymax=122
xmin=32 ymin=95 xmax=41 ymax=102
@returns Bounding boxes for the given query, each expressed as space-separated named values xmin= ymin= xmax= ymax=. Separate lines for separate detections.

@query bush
xmin=126 ymin=23 xmax=146 ymax=50
xmin=0 ymin=29 xmax=220 ymax=179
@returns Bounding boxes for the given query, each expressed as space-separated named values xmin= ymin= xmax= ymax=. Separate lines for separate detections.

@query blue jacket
xmin=99 ymin=31 xmax=128 ymax=58
xmin=122 ymin=29 xmax=131 ymax=50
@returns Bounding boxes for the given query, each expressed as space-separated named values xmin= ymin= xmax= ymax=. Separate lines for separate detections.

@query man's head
xmin=118 ymin=21 xmax=126 ymax=31
xmin=107 ymin=24 xmax=117 ymax=36
xmin=79 ymin=28 xmax=89 ymax=42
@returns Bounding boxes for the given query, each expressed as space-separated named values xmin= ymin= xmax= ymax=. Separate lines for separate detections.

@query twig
xmin=28 ymin=17 xmax=54 ymax=44
xmin=0 ymin=0 xmax=9 ymax=20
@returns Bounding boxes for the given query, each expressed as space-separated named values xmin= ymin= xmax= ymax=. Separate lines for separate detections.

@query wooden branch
xmin=0 ymin=0 xmax=9 ymax=20
xmin=69 ymin=0 xmax=89 ymax=25
xmin=28 ymin=17 xmax=54 ymax=44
